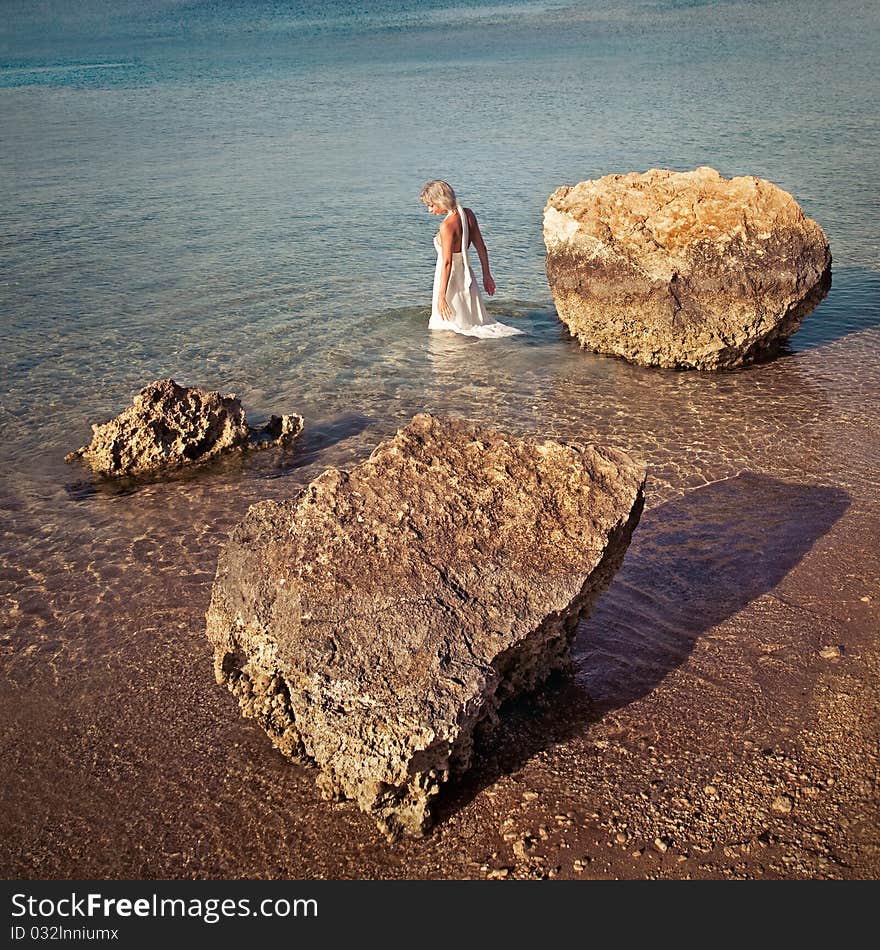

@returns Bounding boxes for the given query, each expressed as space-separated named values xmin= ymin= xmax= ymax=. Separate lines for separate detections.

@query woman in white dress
xmin=420 ymin=180 xmax=522 ymax=338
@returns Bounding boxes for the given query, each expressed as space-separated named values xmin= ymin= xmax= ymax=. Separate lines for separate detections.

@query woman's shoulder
xmin=440 ymin=207 xmax=476 ymax=226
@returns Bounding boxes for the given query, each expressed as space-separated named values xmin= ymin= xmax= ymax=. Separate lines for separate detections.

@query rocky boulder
xmin=544 ymin=166 xmax=831 ymax=369
xmin=205 ymin=413 xmax=646 ymax=838
xmin=65 ymin=378 xmax=303 ymax=477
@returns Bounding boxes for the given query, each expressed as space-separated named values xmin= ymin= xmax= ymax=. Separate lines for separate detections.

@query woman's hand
xmin=484 ymin=274 xmax=496 ymax=296
xmin=437 ymin=295 xmax=453 ymax=319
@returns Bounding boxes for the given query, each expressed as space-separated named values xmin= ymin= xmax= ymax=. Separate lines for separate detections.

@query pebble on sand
xmin=771 ymin=795 xmax=794 ymax=815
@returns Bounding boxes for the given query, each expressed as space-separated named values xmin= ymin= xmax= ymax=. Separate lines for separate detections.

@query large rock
xmin=205 ymin=413 xmax=646 ymax=838
xmin=65 ymin=378 xmax=303 ymax=477
xmin=544 ymin=166 xmax=831 ymax=369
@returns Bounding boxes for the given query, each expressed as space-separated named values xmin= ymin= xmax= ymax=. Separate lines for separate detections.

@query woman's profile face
xmin=423 ymin=200 xmax=447 ymax=216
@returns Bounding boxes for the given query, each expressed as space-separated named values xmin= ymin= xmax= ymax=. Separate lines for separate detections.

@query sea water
xmin=3 ymin=1 xmax=878 ymax=472
xmin=1 ymin=0 xmax=878 ymax=876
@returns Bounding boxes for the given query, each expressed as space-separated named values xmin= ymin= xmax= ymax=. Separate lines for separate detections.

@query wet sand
xmin=1 ymin=328 xmax=878 ymax=880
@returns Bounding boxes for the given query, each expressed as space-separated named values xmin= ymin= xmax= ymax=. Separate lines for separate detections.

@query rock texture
xmin=544 ymin=166 xmax=831 ymax=369
xmin=205 ymin=413 xmax=646 ymax=838
xmin=65 ymin=378 xmax=303 ymax=477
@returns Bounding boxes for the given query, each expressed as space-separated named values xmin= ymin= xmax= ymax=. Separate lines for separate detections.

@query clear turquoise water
xmin=1 ymin=1 xmax=879 ymax=877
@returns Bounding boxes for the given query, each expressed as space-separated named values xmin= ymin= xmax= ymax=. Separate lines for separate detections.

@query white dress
xmin=428 ymin=206 xmax=522 ymax=338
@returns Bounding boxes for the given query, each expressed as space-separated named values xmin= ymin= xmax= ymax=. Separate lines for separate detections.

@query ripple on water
xmin=1 ymin=0 xmax=879 ymax=876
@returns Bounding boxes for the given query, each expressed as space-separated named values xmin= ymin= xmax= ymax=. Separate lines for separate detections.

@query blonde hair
xmin=420 ymin=180 xmax=458 ymax=211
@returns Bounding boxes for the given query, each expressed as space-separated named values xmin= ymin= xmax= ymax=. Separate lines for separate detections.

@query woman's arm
xmin=437 ymin=217 xmax=455 ymax=317
xmin=469 ymin=210 xmax=496 ymax=296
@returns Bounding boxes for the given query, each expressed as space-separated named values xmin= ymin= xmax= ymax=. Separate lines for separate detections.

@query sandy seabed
xmin=1 ymin=329 xmax=878 ymax=881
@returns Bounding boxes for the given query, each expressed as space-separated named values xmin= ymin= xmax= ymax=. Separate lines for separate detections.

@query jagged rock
xmin=205 ymin=413 xmax=646 ymax=838
xmin=65 ymin=378 xmax=303 ymax=477
xmin=544 ymin=166 xmax=831 ymax=369
xmin=253 ymin=414 xmax=303 ymax=446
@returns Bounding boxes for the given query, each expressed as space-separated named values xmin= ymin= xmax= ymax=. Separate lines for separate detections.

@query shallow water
xmin=1 ymin=0 xmax=879 ymax=877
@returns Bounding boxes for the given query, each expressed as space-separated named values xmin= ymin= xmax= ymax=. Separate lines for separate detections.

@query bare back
xmin=440 ymin=207 xmax=477 ymax=253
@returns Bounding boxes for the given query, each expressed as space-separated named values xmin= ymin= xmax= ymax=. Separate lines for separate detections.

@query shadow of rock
xmin=434 ymin=472 xmax=850 ymax=825
xmin=63 ymin=444 xmax=256 ymax=500
xmin=575 ymin=473 xmax=849 ymax=711
xmin=781 ymin=265 xmax=880 ymax=354
xmin=267 ymin=411 xmax=374 ymax=477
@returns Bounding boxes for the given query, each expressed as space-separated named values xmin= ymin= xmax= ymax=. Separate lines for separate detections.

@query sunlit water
xmin=1 ymin=0 xmax=878 ymax=876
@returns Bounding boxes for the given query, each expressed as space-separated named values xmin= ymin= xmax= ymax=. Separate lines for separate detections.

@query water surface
xmin=1 ymin=0 xmax=878 ymax=878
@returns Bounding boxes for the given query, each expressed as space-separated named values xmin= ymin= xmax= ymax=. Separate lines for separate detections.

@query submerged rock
xmin=65 ymin=378 xmax=303 ymax=477
xmin=544 ymin=166 xmax=831 ymax=369
xmin=205 ymin=413 xmax=646 ymax=838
